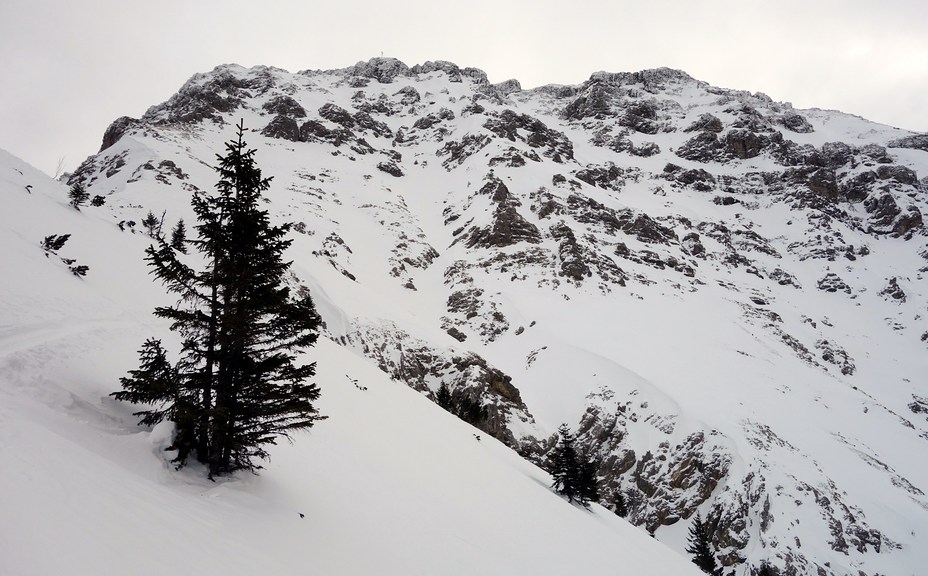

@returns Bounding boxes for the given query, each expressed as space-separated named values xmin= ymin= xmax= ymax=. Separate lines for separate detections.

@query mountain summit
xmin=4 ymin=57 xmax=926 ymax=576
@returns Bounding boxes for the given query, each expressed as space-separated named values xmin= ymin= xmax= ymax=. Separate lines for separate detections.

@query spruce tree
xmin=170 ymin=218 xmax=188 ymax=253
xmin=551 ymin=423 xmax=580 ymax=502
xmin=68 ymin=182 xmax=89 ymax=209
xmin=436 ymin=381 xmax=452 ymax=411
xmin=142 ymin=210 xmax=161 ymax=238
xmin=113 ymin=121 xmax=324 ymax=477
xmin=612 ymin=490 xmax=628 ymax=517
xmin=111 ymin=339 xmax=198 ymax=464
xmin=686 ymin=512 xmax=720 ymax=575
xmin=577 ymin=455 xmax=600 ymax=505
xmin=550 ymin=424 xmax=599 ymax=506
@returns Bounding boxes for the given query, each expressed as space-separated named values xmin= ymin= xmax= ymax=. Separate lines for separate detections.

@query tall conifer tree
xmin=550 ymin=424 xmax=599 ymax=506
xmin=551 ymin=424 xmax=580 ymax=502
xmin=113 ymin=121 xmax=324 ymax=477
xmin=686 ymin=512 xmax=720 ymax=575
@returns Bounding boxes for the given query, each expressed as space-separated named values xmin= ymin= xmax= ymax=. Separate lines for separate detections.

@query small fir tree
xmin=436 ymin=381 xmax=453 ymax=411
xmin=551 ymin=424 xmax=580 ymax=502
xmin=142 ymin=210 xmax=161 ymax=238
xmin=111 ymin=339 xmax=197 ymax=464
xmin=453 ymin=394 xmax=488 ymax=424
xmin=686 ymin=512 xmax=720 ymax=575
xmin=756 ymin=563 xmax=775 ymax=576
xmin=170 ymin=218 xmax=188 ymax=253
xmin=550 ymin=424 xmax=600 ymax=506
xmin=612 ymin=490 xmax=628 ymax=517
xmin=68 ymin=182 xmax=89 ymax=209
xmin=91 ymin=195 xmax=106 ymax=207
xmin=577 ymin=456 xmax=600 ymax=504
xmin=41 ymin=233 xmax=70 ymax=254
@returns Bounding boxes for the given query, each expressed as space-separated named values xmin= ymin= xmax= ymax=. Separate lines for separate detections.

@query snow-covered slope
xmin=4 ymin=57 xmax=928 ymax=575
xmin=0 ymin=148 xmax=702 ymax=575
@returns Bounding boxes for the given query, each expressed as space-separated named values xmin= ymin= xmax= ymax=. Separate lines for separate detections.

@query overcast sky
xmin=2 ymin=0 xmax=926 ymax=176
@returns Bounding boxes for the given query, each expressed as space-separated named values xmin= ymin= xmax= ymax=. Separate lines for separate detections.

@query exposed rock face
xmin=262 ymin=95 xmax=306 ymax=117
xmin=318 ymin=103 xmax=355 ymax=126
xmin=550 ymin=223 xmax=591 ymax=281
xmin=340 ymin=321 xmax=533 ymax=447
xmin=462 ymin=179 xmax=542 ymax=249
xmin=78 ymin=58 xmax=928 ymax=576
xmin=99 ymin=116 xmax=140 ymax=152
xmin=677 ymin=131 xmax=728 ymax=162
xmin=346 ymin=57 xmax=414 ymax=84
xmin=142 ymin=65 xmax=258 ymax=124
xmin=483 ymin=110 xmax=574 ymax=162
xmin=376 ymin=161 xmax=404 ymax=177
xmin=685 ymin=113 xmax=724 ymax=133
xmin=726 ymin=129 xmax=771 ymax=159
xmin=888 ymin=133 xmax=928 ymax=152
xmin=663 ymin=163 xmax=716 ymax=191
xmin=864 ymin=193 xmax=924 ymax=237
xmin=817 ymin=273 xmax=852 ymax=294
xmin=879 ymin=277 xmax=906 ymax=302
xmin=262 ymin=114 xmax=301 ymax=141
xmin=780 ymin=111 xmax=814 ymax=133
xmin=436 ymin=133 xmax=492 ymax=170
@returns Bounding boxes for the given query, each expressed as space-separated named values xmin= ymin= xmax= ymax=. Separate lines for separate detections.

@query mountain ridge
xmin=19 ymin=56 xmax=928 ymax=575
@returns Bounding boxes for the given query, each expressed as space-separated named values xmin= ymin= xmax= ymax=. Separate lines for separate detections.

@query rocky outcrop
xmin=262 ymin=114 xmax=301 ymax=141
xmin=142 ymin=65 xmax=258 ymax=124
xmin=436 ymin=134 xmax=492 ymax=170
xmin=99 ymin=116 xmax=140 ymax=152
xmin=684 ymin=113 xmax=724 ymax=133
xmin=780 ymin=111 xmax=814 ymax=133
xmin=346 ymin=57 xmax=414 ymax=84
xmin=887 ymin=133 xmax=928 ymax=152
xmin=340 ymin=321 xmax=533 ymax=447
xmin=483 ymin=109 xmax=574 ymax=162
xmin=262 ymin=94 xmax=306 ymax=117
xmin=461 ymin=179 xmax=542 ymax=249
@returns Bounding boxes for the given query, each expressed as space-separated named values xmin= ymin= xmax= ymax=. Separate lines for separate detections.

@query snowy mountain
xmin=4 ymin=56 xmax=928 ymax=575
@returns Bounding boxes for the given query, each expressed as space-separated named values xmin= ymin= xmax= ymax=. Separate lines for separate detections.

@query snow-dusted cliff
xmin=4 ymin=57 xmax=927 ymax=576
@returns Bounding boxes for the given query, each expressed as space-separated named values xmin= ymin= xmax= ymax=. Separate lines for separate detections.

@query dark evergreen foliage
xmin=69 ymin=264 xmax=90 ymax=277
xmin=142 ymin=210 xmax=162 ymax=238
xmin=112 ymin=339 xmax=197 ymax=463
xmin=551 ymin=424 xmax=579 ymax=501
xmin=112 ymin=121 xmax=324 ymax=477
xmin=68 ymin=182 xmax=89 ymax=209
xmin=436 ymin=381 xmax=452 ymax=411
xmin=612 ymin=490 xmax=628 ymax=517
xmin=170 ymin=218 xmax=188 ymax=253
xmin=453 ymin=394 xmax=488 ymax=424
xmin=91 ymin=195 xmax=106 ymax=207
xmin=686 ymin=512 xmax=720 ymax=575
xmin=434 ymin=381 xmax=488 ymax=426
xmin=550 ymin=423 xmax=599 ymax=506
xmin=577 ymin=456 xmax=600 ymax=504
xmin=41 ymin=233 xmax=70 ymax=253
xmin=756 ymin=563 xmax=775 ymax=576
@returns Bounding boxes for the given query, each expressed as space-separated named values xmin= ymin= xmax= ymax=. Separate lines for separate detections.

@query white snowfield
xmin=0 ymin=150 xmax=703 ymax=575
xmin=2 ymin=58 xmax=927 ymax=576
